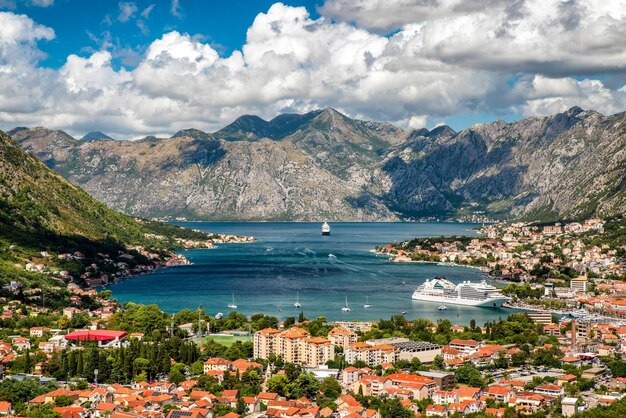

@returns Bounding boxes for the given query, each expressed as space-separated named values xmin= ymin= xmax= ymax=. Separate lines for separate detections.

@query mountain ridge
xmin=9 ymin=107 xmax=626 ymax=222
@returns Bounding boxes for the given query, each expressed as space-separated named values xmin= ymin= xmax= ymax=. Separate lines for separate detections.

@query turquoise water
xmin=109 ymin=222 xmax=514 ymax=324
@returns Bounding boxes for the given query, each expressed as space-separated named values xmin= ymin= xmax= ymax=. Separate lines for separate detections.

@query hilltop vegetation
xmin=0 ymin=130 xmax=211 ymax=297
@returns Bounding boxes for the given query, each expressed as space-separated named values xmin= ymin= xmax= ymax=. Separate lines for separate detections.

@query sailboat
xmin=228 ymin=293 xmax=238 ymax=309
xmin=363 ymin=296 xmax=372 ymax=309
xmin=294 ymin=291 xmax=302 ymax=309
xmin=438 ymin=293 xmax=447 ymax=310
xmin=342 ymin=296 xmax=351 ymax=312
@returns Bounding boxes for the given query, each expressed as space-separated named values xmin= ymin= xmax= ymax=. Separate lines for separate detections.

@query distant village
xmin=14 ymin=231 xmax=253 ymax=290
xmin=379 ymin=217 xmax=626 ymax=317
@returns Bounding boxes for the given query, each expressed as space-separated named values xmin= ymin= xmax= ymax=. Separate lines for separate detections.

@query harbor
xmin=104 ymin=222 xmax=518 ymax=322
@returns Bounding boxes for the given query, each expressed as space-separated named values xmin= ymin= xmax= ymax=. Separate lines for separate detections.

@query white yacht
xmin=294 ymin=291 xmax=302 ymax=309
xmin=363 ymin=296 xmax=372 ymax=309
xmin=438 ymin=305 xmax=447 ymax=311
xmin=215 ymin=312 xmax=223 ymax=320
xmin=321 ymin=222 xmax=331 ymax=235
xmin=412 ymin=276 xmax=510 ymax=308
xmin=228 ymin=293 xmax=238 ymax=309
xmin=342 ymin=296 xmax=351 ymax=312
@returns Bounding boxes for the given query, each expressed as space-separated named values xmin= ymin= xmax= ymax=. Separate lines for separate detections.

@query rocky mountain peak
xmin=10 ymin=126 xmax=77 ymax=148
xmin=213 ymin=114 xmax=271 ymax=141
xmin=566 ymin=106 xmax=585 ymax=117
xmin=171 ymin=128 xmax=212 ymax=140
xmin=81 ymin=131 xmax=114 ymax=141
xmin=407 ymin=128 xmax=430 ymax=139
xmin=312 ymin=107 xmax=348 ymax=125
xmin=428 ymin=125 xmax=456 ymax=139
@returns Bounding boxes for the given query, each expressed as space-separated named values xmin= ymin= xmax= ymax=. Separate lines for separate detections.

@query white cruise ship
xmin=412 ymin=276 xmax=510 ymax=308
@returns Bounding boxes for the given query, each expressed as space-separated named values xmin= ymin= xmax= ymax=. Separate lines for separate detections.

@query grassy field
xmin=200 ymin=334 xmax=252 ymax=347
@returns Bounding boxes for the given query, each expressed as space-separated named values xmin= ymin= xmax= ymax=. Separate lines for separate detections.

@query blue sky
xmin=9 ymin=1 xmax=320 ymax=68
xmin=0 ymin=0 xmax=623 ymax=138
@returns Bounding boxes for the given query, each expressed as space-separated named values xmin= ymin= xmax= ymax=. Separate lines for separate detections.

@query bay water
xmin=108 ymin=222 xmax=514 ymax=325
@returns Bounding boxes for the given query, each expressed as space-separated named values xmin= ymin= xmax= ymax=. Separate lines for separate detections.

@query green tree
xmin=289 ymin=373 xmax=319 ymax=399
xmin=189 ymin=361 xmax=204 ymax=376
xmin=511 ymin=351 xmax=528 ymax=367
xmin=169 ymin=368 xmax=185 ymax=386
xmin=455 ymin=363 xmax=485 ymax=387
xmin=432 ymin=354 xmax=445 ymax=370
xmin=267 ymin=374 xmax=289 ymax=397
xmin=0 ymin=378 xmax=58 ymax=405
xmin=236 ymin=398 xmax=246 ymax=415
xmin=379 ymin=398 xmax=412 ymax=418
xmin=54 ymin=395 xmax=74 ymax=407
xmin=22 ymin=404 xmax=61 ymax=418
xmin=319 ymin=377 xmax=341 ymax=400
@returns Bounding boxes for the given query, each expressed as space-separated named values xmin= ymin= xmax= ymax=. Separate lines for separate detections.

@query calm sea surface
xmin=109 ymin=222 xmax=515 ymax=324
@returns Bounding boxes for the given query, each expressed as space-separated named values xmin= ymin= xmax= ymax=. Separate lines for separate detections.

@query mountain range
xmin=9 ymin=107 xmax=626 ymax=222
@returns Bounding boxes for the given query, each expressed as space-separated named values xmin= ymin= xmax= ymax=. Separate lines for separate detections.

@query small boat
xmin=276 ymin=305 xmax=282 ymax=312
xmin=328 ymin=253 xmax=337 ymax=259
xmin=342 ymin=296 xmax=351 ymax=312
xmin=228 ymin=293 xmax=238 ymax=309
xmin=321 ymin=222 xmax=331 ymax=235
xmin=438 ymin=305 xmax=447 ymax=311
xmin=401 ymin=311 xmax=407 ymax=314
xmin=363 ymin=296 xmax=372 ymax=309
xmin=215 ymin=312 xmax=223 ymax=320
xmin=294 ymin=291 xmax=302 ymax=309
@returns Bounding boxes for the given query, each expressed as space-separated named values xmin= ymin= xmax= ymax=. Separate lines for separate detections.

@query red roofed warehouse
xmin=65 ymin=330 xmax=127 ymax=347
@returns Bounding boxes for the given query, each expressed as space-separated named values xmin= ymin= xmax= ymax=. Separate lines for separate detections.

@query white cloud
xmin=321 ymin=0 xmax=626 ymax=76
xmin=0 ymin=11 xmax=54 ymax=43
xmin=514 ymin=75 xmax=626 ymax=117
xmin=136 ymin=19 xmax=148 ymax=35
xmin=140 ymin=4 xmax=154 ymax=19
xmin=319 ymin=0 xmax=467 ymax=32
xmin=28 ymin=0 xmax=53 ymax=6
xmin=0 ymin=3 xmax=624 ymax=139
xmin=170 ymin=0 xmax=182 ymax=18
xmin=408 ymin=115 xmax=428 ymax=129
xmin=0 ymin=11 xmax=54 ymax=66
xmin=118 ymin=2 xmax=137 ymax=23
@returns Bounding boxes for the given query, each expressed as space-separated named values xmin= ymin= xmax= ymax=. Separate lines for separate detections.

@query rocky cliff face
xmin=378 ymin=107 xmax=626 ymax=220
xmin=11 ymin=107 xmax=626 ymax=221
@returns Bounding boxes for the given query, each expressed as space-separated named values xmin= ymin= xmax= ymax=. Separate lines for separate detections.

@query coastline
xmin=92 ymin=233 xmax=255 ymax=291
xmin=374 ymin=250 xmax=492 ymax=273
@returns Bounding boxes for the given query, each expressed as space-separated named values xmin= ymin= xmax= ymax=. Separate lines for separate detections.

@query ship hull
xmin=321 ymin=231 xmax=330 ymax=235
xmin=411 ymin=293 xmax=510 ymax=308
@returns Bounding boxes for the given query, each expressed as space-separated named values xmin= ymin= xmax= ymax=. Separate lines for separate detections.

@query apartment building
xmin=345 ymin=342 xmax=399 ymax=366
xmin=328 ymin=326 xmax=357 ymax=349
xmin=253 ymin=327 xmax=334 ymax=367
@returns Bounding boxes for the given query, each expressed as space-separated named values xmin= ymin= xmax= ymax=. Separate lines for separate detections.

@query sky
xmin=0 ymin=0 xmax=624 ymax=139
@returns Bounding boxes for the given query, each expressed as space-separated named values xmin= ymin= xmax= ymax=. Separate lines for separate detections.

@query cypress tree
xmin=77 ymin=351 xmax=84 ymax=377
xmin=24 ymin=350 xmax=32 ymax=373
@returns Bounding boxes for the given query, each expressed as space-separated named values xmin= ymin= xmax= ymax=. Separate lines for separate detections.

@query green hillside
xmin=0 ymin=130 xmax=209 ymax=300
